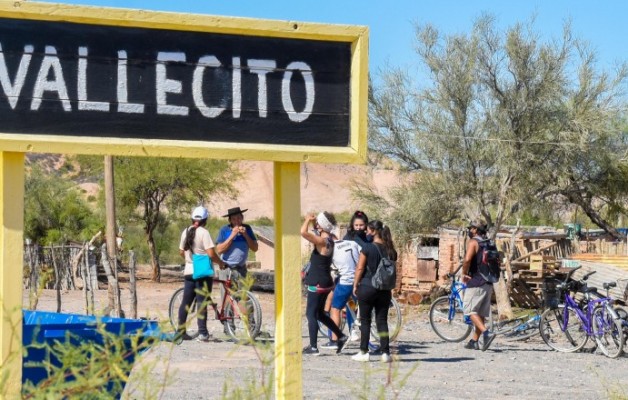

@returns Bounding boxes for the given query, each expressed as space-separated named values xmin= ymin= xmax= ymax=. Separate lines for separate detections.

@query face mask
xmin=365 ymin=234 xmax=374 ymax=242
xmin=467 ymin=230 xmax=474 ymax=238
xmin=355 ymin=230 xmax=367 ymax=241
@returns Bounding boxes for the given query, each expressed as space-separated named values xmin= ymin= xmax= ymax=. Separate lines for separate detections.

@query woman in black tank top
xmin=300 ymin=212 xmax=348 ymax=356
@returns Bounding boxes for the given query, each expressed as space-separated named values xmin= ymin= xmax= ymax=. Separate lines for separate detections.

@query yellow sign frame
xmin=0 ymin=2 xmax=368 ymax=399
xmin=0 ymin=0 xmax=369 ymax=164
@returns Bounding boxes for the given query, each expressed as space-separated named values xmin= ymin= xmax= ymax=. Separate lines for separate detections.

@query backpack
xmin=371 ymin=245 xmax=397 ymax=290
xmin=474 ymin=238 xmax=501 ymax=284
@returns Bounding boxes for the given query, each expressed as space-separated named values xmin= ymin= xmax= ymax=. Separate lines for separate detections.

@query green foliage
xmin=505 ymin=203 xmax=562 ymax=228
xmin=18 ymin=318 xmax=172 ymax=399
xmin=70 ymin=155 xmax=238 ymax=279
xmin=365 ymin=14 xmax=628 ymax=239
xmin=249 ymin=216 xmax=274 ymax=226
xmin=24 ymin=165 xmax=101 ymax=245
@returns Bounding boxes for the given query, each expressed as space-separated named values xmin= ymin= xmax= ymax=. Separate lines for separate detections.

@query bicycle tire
xmin=369 ymin=297 xmax=403 ymax=343
xmin=593 ymin=305 xmax=624 ymax=358
xmin=429 ymin=295 xmax=472 ymax=342
xmin=168 ymin=287 xmax=200 ymax=339
xmin=224 ymin=290 xmax=263 ymax=342
xmin=539 ymin=305 xmax=588 ymax=352
xmin=501 ymin=313 xmax=541 ymax=342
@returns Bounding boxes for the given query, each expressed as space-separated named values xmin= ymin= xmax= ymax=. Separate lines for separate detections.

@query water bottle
xmin=464 ymin=315 xmax=472 ymax=325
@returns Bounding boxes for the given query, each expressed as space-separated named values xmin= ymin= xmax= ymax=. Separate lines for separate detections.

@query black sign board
xmin=0 ymin=16 xmax=352 ymax=146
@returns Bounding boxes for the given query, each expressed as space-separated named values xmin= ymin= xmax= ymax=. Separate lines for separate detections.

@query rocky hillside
xmin=207 ymin=160 xmax=400 ymax=219
xmin=28 ymin=155 xmax=401 ymax=219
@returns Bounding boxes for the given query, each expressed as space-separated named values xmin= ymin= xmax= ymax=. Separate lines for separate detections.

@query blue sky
xmin=38 ymin=0 xmax=628 ymax=78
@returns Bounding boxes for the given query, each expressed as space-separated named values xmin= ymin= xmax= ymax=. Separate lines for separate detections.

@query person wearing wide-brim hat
xmin=215 ymin=206 xmax=258 ymax=284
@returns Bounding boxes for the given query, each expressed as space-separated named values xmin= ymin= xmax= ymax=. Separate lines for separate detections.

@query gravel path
xmin=125 ymin=300 xmax=628 ymax=400
xmin=26 ymin=280 xmax=628 ymax=399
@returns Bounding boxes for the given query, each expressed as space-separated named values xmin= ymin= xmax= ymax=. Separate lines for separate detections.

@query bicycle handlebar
xmin=447 ymin=263 xmax=464 ymax=279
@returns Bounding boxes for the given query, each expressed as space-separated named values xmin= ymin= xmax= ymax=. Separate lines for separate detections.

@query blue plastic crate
xmin=22 ymin=310 xmax=164 ymax=397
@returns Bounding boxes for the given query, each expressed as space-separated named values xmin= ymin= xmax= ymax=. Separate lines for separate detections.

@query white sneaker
xmin=351 ymin=351 xmax=370 ymax=362
xmin=380 ymin=353 xmax=392 ymax=363
xmin=349 ymin=329 xmax=360 ymax=342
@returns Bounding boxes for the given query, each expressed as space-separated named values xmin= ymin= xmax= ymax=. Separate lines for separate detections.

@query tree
xmin=365 ymin=15 xmax=628 ymax=317
xmin=75 ymin=156 xmax=238 ymax=282
xmin=367 ymin=15 xmax=627 ymax=238
xmin=24 ymin=164 xmax=100 ymax=245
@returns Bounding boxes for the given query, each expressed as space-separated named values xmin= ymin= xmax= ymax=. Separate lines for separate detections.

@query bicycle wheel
xmin=318 ymin=310 xmax=347 ymax=339
xmin=429 ymin=296 xmax=472 ymax=342
xmin=539 ymin=305 xmax=588 ymax=352
xmin=224 ymin=290 xmax=262 ymax=342
xmin=593 ymin=305 xmax=624 ymax=358
xmin=369 ymin=297 xmax=402 ymax=343
xmin=501 ymin=312 xmax=542 ymax=342
xmin=168 ymin=287 xmax=200 ymax=339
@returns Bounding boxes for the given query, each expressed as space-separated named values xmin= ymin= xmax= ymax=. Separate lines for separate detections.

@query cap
xmin=192 ymin=206 xmax=209 ymax=220
xmin=468 ymin=219 xmax=488 ymax=232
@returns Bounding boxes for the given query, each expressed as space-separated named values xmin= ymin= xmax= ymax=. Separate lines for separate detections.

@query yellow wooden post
xmin=0 ymin=151 xmax=25 ymax=398
xmin=273 ymin=161 xmax=302 ymax=399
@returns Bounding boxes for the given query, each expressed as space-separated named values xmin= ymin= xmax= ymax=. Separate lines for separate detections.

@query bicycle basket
xmin=542 ymin=278 xmax=560 ymax=309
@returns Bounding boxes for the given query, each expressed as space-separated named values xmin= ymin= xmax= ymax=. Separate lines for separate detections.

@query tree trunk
xmin=129 ymin=251 xmax=137 ymax=319
xmin=493 ymin=279 xmax=513 ymax=320
xmin=488 ymin=229 xmax=514 ymax=320
xmin=148 ymin=233 xmax=161 ymax=282
xmin=566 ymin=192 xmax=623 ymax=241
xmin=101 ymin=244 xmax=122 ymax=317
xmin=82 ymin=242 xmax=90 ymax=314
xmin=71 ymin=231 xmax=102 ymax=290
xmin=51 ymin=246 xmax=61 ymax=313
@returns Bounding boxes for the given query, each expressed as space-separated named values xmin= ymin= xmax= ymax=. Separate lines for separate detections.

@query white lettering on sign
xmin=248 ymin=59 xmax=277 ymax=118
xmin=0 ymin=43 xmax=317 ymax=123
xmin=282 ymin=61 xmax=315 ymax=122
xmin=0 ymin=44 xmax=33 ymax=110
xmin=31 ymin=46 xmax=71 ymax=111
xmin=232 ymin=56 xmax=242 ymax=119
xmin=193 ymin=55 xmax=224 ymax=118
xmin=156 ymin=52 xmax=189 ymax=116
xmin=78 ymin=47 xmax=110 ymax=112
xmin=117 ymin=50 xmax=145 ymax=114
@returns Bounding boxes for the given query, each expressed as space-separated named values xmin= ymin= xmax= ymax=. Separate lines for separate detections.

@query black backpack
xmin=371 ymin=245 xmax=397 ymax=290
xmin=474 ymin=238 xmax=501 ymax=284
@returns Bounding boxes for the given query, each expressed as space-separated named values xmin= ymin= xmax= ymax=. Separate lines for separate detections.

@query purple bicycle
xmin=539 ymin=266 xmax=624 ymax=358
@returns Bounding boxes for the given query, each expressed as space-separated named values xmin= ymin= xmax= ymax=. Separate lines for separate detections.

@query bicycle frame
xmin=448 ymin=278 xmax=467 ymax=323
xmin=562 ymin=291 xmax=611 ymax=337
xmin=210 ymin=275 xmax=244 ymax=323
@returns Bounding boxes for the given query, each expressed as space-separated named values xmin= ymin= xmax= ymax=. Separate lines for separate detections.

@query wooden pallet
xmin=509 ymin=278 xmax=541 ymax=309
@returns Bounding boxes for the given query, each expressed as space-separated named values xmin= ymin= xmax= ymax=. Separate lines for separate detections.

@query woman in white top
xmin=177 ymin=206 xmax=225 ymax=342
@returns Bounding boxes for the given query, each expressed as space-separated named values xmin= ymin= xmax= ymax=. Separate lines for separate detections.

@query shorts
xmin=331 ymin=284 xmax=353 ymax=309
xmin=463 ymin=284 xmax=493 ymax=318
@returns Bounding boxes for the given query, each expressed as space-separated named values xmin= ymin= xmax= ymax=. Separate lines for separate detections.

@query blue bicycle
xmin=429 ymin=268 xmax=471 ymax=342
xmin=429 ymin=266 xmax=533 ymax=342
xmin=318 ymin=294 xmax=402 ymax=350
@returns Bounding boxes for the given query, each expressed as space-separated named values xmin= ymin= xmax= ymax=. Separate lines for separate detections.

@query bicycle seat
xmin=603 ymin=282 xmax=617 ymax=290
xmin=583 ymin=286 xmax=598 ymax=294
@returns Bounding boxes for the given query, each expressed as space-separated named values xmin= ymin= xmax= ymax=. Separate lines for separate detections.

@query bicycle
xmin=318 ymin=295 xmax=402 ymax=350
xmin=429 ymin=265 xmax=533 ymax=342
xmin=539 ymin=266 xmax=624 ymax=358
xmin=499 ymin=278 xmax=562 ymax=342
xmin=169 ymin=269 xmax=263 ymax=342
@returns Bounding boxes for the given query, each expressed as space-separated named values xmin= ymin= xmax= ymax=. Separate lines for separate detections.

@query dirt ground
xmin=24 ymin=265 xmax=628 ymax=400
